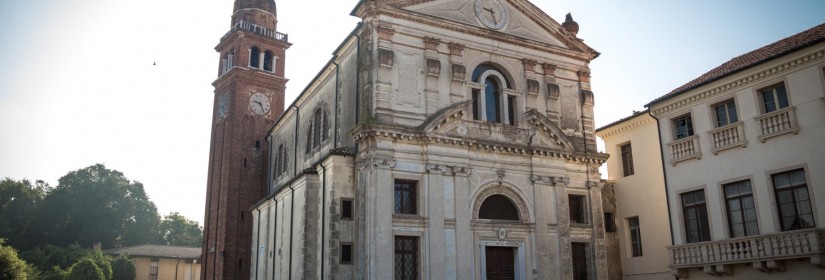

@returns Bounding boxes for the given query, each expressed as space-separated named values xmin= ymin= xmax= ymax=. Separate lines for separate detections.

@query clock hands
xmin=483 ymin=7 xmax=498 ymax=24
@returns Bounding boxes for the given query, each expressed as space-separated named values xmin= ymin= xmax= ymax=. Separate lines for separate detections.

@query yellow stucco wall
xmin=131 ymin=257 xmax=201 ymax=280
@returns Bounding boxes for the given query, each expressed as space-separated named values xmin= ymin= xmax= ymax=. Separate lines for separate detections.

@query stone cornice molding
xmin=552 ymin=176 xmax=571 ymax=186
xmin=595 ymin=114 xmax=654 ymax=139
xmin=426 ymin=163 xmax=473 ymax=176
xmin=650 ymin=49 xmax=825 ymax=116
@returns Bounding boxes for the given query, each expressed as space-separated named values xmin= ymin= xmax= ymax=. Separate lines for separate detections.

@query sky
xmin=1 ymin=0 xmax=823 ymax=225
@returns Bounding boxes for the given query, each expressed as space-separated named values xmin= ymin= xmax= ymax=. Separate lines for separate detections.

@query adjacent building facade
xmin=104 ymin=245 xmax=201 ymax=280
xmin=246 ymin=0 xmax=622 ymax=279
xmin=645 ymin=24 xmax=825 ymax=279
xmin=595 ymin=111 xmax=673 ymax=280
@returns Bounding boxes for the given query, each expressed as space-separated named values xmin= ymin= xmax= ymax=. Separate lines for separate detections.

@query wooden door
xmin=485 ymin=246 xmax=515 ymax=280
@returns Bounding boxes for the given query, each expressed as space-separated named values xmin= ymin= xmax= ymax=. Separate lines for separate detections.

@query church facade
xmin=208 ymin=0 xmax=621 ymax=279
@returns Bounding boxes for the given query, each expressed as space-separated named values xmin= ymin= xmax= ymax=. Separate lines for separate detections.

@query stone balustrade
xmin=756 ymin=106 xmax=799 ymax=142
xmin=669 ymin=228 xmax=825 ymax=276
xmin=708 ymin=122 xmax=747 ymax=154
xmin=222 ymin=21 xmax=289 ymax=43
xmin=668 ymin=135 xmax=701 ymax=165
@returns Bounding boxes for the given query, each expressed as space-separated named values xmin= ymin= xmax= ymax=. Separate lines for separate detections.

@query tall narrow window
xmin=340 ymin=243 xmax=353 ymax=265
xmin=773 ymin=169 xmax=814 ymax=231
xmin=569 ymin=195 xmax=587 ymax=224
xmin=249 ymin=47 xmax=261 ymax=69
xmin=394 ymin=236 xmax=419 ymax=280
xmin=263 ymin=51 xmax=274 ymax=71
xmin=571 ymin=243 xmax=589 ymax=280
xmin=341 ymin=198 xmax=353 ymax=220
xmin=620 ymin=143 xmax=634 ymax=176
xmin=713 ymin=99 xmax=739 ymax=127
xmin=673 ymin=114 xmax=694 ymax=139
xmin=471 ymin=65 xmax=514 ymax=125
xmin=484 ymin=78 xmax=500 ymax=123
xmin=628 ymin=217 xmax=643 ymax=257
xmin=149 ymin=258 xmax=159 ymax=280
xmin=604 ymin=213 xmax=616 ymax=232
xmin=681 ymin=190 xmax=710 ymax=243
xmin=507 ymin=95 xmax=516 ymax=125
xmin=472 ymin=90 xmax=480 ymax=120
xmin=394 ymin=180 xmax=417 ymax=215
xmin=724 ymin=180 xmax=758 ymax=237
xmin=274 ymin=145 xmax=287 ymax=179
xmin=760 ymin=83 xmax=789 ymax=113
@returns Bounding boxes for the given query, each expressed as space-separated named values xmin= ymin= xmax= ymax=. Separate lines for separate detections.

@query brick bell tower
xmin=202 ymin=0 xmax=289 ymax=279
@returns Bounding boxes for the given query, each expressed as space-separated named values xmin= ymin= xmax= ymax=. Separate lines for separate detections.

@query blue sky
xmin=1 ymin=0 xmax=823 ymax=224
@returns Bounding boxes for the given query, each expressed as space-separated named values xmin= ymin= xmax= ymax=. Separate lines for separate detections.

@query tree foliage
xmin=26 ymin=164 xmax=161 ymax=249
xmin=0 ymin=239 xmax=35 ymax=280
xmin=65 ymin=258 xmax=104 ymax=280
xmin=110 ymin=254 xmax=135 ymax=280
xmin=91 ymin=250 xmax=113 ymax=280
xmin=159 ymin=212 xmax=204 ymax=247
xmin=0 ymin=179 xmax=47 ymax=250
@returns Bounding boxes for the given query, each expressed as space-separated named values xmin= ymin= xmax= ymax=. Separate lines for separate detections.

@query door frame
xmin=479 ymin=240 xmax=525 ymax=280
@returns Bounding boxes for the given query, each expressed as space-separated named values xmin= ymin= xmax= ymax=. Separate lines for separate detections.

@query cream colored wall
xmin=130 ymin=257 xmax=200 ymax=280
xmin=650 ymin=42 xmax=825 ymax=245
xmin=597 ymin=114 xmax=672 ymax=280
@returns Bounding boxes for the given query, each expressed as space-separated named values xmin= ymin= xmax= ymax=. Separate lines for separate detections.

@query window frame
xmin=340 ymin=242 xmax=353 ymax=265
xmin=620 ymin=143 xmax=634 ymax=177
xmin=722 ymin=180 xmax=759 ymax=238
xmin=672 ymin=113 xmax=695 ymax=140
xmin=393 ymin=179 xmax=418 ymax=215
xmin=711 ymin=99 xmax=739 ymax=128
xmin=568 ymin=194 xmax=588 ymax=224
xmin=771 ymin=168 xmax=816 ymax=231
xmin=680 ymin=189 xmax=711 ymax=243
xmin=627 ymin=216 xmax=643 ymax=257
xmin=470 ymin=65 xmax=516 ymax=126
xmin=758 ymin=82 xmax=790 ymax=114
xmin=393 ymin=236 xmax=419 ymax=280
xmin=340 ymin=198 xmax=354 ymax=221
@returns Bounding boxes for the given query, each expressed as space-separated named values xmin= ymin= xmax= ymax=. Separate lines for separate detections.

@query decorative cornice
xmin=552 ymin=176 xmax=571 ymax=186
xmin=650 ymin=49 xmax=825 ymax=116
xmin=595 ymin=114 xmax=654 ymax=139
xmin=357 ymin=157 xmax=397 ymax=171
xmin=426 ymin=164 xmax=450 ymax=174
xmin=423 ymin=37 xmax=440 ymax=50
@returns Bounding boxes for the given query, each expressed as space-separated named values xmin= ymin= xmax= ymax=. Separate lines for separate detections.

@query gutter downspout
xmin=288 ymin=104 xmax=299 ymax=279
xmin=175 ymin=258 xmax=181 ymax=280
xmin=648 ymin=110 xmax=678 ymax=280
xmin=319 ymin=163 xmax=328 ymax=279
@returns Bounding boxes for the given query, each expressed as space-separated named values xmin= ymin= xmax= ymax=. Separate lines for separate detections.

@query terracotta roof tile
xmin=647 ymin=22 xmax=825 ymax=107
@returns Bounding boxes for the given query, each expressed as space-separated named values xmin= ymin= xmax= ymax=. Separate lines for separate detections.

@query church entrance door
xmin=485 ymin=246 xmax=515 ymax=280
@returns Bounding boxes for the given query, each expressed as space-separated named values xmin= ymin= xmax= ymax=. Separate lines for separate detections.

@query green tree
xmin=110 ymin=255 xmax=135 ymax=280
xmin=91 ymin=250 xmax=112 ymax=280
xmin=0 ymin=239 xmax=36 ymax=280
xmin=65 ymin=258 xmax=104 ymax=280
xmin=0 ymin=178 xmax=47 ymax=250
xmin=159 ymin=212 xmax=204 ymax=246
xmin=26 ymin=164 xmax=161 ymax=249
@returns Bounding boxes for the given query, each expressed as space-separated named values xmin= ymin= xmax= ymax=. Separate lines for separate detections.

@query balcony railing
xmin=708 ymin=122 xmax=747 ymax=154
xmin=669 ymin=228 xmax=825 ymax=276
xmin=756 ymin=106 xmax=798 ymax=142
xmin=668 ymin=135 xmax=701 ymax=165
xmin=221 ymin=20 xmax=288 ymax=43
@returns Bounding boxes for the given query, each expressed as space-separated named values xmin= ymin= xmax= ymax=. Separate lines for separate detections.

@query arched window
xmin=249 ymin=47 xmax=261 ymax=69
xmin=478 ymin=195 xmax=520 ymax=220
xmin=471 ymin=65 xmax=516 ymax=125
xmin=306 ymin=108 xmax=329 ymax=154
xmin=263 ymin=51 xmax=274 ymax=72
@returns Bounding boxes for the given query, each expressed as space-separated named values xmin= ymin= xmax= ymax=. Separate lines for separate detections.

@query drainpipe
xmin=333 ymin=59 xmax=340 ymax=148
xmin=319 ymin=162 xmax=328 ymax=279
xmin=288 ymin=104 xmax=299 ymax=279
xmin=175 ymin=259 xmax=181 ymax=280
xmin=648 ymin=110 xmax=678 ymax=280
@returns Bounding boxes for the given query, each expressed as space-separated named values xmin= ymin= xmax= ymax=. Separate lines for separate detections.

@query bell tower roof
xmin=234 ymin=0 xmax=277 ymax=16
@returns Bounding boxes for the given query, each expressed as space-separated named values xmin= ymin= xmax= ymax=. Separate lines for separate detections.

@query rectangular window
xmin=681 ymin=190 xmax=711 ymax=243
xmin=507 ymin=95 xmax=516 ymax=125
xmin=340 ymin=243 xmax=353 ymax=264
xmin=341 ymin=198 xmax=353 ymax=220
xmin=673 ymin=114 xmax=694 ymax=139
xmin=713 ymin=99 xmax=739 ymax=127
xmin=604 ymin=212 xmax=616 ymax=232
xmin=760 ymin=83 xmax=789 ymax=113
xmin=394 ymin=180 xmax=417 ymax=215
xmin=571 ymin=242 xmax=590 ymax=280
xmin=620 ymin=143 xmax=634 ymax=176
xmin=773 ymin=169 xmax=815 ymax=231
xmin=723 ymin=180 xmax=759 ymax=237
xmin=569 ymin=195 xmax=587 ymax=224
xmin=628 ymin=217 xmax=643 ymax=257
xmin=472 ymin=90 xmax=480 ymax=120
xmin=394 ymin=236 xmax=419 ymax=280
xmin=149 ymin=259 xmax=159 ymax=280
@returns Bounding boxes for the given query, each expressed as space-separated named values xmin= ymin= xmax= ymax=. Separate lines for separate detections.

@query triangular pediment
xmin=400 ymin=0 xmax=581 ymax=50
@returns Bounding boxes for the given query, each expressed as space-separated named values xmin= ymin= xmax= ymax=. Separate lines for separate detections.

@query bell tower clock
xmin=201 ymin=1 xmax=289 ymax=279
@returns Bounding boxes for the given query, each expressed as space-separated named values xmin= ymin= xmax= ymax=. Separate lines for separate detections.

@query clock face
xmin=474 ymin=0 xmax=509 ymax=30
xmin=218 ymin=93 xmax=229 ymax=119
xmin=249 ymin=92 xmax=270 ymax=115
